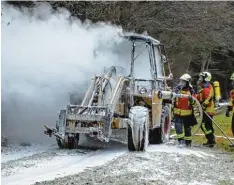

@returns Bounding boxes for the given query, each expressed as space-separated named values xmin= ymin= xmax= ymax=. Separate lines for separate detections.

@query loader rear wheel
xmin=149 ymin=126 xmax=162 ymax=144
xmin=161 ymin=115 xmax=170 ymax=143
xmin=128 ymin=106 xmax=149 ymax=152
xmin=149 ymin=107 xmax=171 ymax=144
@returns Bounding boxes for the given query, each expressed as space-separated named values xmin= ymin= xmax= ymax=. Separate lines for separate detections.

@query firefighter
xmin=225 ymin=72 xmax=234 ymax=136
xmin=197 ymin=71 xmax=216 ymax=147
xmin=173 ymin=74 xmax=196 ymax=147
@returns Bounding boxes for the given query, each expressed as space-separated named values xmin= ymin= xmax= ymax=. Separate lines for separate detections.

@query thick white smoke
xmin=1 ymin=2 xmax=131 ymax=144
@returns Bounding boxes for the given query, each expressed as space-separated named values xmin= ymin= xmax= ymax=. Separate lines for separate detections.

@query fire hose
xmin=203 ymin=111 xmax=234 ymax=147
xmin=158 ymin=91 xmax=234 ymax=147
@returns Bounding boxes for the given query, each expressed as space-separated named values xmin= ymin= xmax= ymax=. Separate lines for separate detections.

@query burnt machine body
xmin=44 ymin=33 xmax=174 ymax=151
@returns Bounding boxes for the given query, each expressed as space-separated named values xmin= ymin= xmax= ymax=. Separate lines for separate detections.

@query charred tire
xmin=64 ymin=134 xmax=79 ymax=149
xmin=66 ymin=137 xmax=74 ymax=149
xmin=128 ymin=106 xmax=149 ymax=152
xmin=139 ymin=124 xmax=147 ymax=151
xmin=149 ymin=126 xmax=162 ymax=144
xmin=149 ymin=105 xmax=171 ymax=144
xmin=127 ymin=125 xmax=136 ymax=151
xmin=74 ymin=134 xmax=80 ymax=148
xmin=161 ymin=115 xmax=171 ymax=143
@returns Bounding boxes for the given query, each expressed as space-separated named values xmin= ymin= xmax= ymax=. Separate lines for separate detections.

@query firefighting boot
xmin=178 ymin=139 xmax=184 ymax=148
xmin=185 ymin=140 xmax=191 ymax=148
xmin=203 ymin=134 xmax=216 ymax=148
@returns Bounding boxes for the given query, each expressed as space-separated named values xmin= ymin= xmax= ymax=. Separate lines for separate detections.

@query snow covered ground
xmin=1 ymin=141 xmax=234 ymax=185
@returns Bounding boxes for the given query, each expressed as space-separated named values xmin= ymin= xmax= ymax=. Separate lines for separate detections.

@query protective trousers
xmin=174 ymin=116 xmax=192 ymax=145
xmin=201 ymin=113 xmax=215 ymax=144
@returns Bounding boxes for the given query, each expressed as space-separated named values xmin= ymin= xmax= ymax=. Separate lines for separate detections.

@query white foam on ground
xmin=1 ymin=145 xmax=126 ymax=185
xmin=1 ymin=144 xmax=56 ymax=163
xmin=1 ymin=142 xmax=218 ymax=185
xmin=147 ymin=144 xmax=215 ymax=158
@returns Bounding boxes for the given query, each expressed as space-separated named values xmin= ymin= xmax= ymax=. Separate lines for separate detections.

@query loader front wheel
xmin=139 ymin=124 xmax=147 ymax=151
xmin=128 ymin=106 xmax=149 ymax=152
xmin=127 ymin=125 xmax=136 ymax=151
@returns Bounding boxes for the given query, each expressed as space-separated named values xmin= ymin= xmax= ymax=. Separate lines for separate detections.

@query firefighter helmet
xmin=179 ymin=74 xmax=192 ymax=88
xmin=180 ymin=74 xmax=191 ymax=82
xmin=199 ymin=71 xmax=212 ymax=82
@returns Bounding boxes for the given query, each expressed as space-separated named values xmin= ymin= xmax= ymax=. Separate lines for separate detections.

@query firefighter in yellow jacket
xmin=173 ymin=74 xmax=196 ymax=147
xmin=197 ymin=71 xmax=216 ymax=147
xmin=225 ymin=72 xmax=234 ymax=136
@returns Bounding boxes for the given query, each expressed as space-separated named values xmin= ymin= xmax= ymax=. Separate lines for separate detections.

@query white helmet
xmin=230 ymin=73 xmax=234 ymax=81
xmin=180 ymin=74 xmax=191 ymax=82
xmin=199 ymin=71 xmax=212 ymax=82
xmin=179 ymin=74 xmax=192 ymax=88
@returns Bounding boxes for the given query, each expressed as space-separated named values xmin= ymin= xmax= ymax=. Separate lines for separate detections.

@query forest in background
xmin=5 ymin=1 xmax=234 ymax=99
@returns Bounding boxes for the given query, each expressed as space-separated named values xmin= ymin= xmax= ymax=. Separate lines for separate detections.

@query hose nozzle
xmin=157 ymin=90 xmax=189 ymax=100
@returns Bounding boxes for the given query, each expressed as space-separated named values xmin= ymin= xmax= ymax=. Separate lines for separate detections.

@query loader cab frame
xmin=123 ymin=33 xmax=172 ymax=98
xmin=123 ymin=33 xmax=170 ymax=80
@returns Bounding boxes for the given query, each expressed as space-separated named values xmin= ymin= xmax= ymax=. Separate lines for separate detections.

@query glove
xmin=188 ymin=95 xmax=194 ymax=104
xmin=174 ymin=85 xmax=182 ymax=93
xmin=227 ymin=106 xmax=233 ymax=112
xmin=225 ymin=110 xmax=230 ymax=117
xmin=202 ymin=103 xmax=208 ymax=110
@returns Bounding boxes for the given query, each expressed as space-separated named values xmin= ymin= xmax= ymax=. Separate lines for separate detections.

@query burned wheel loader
xmin=44 ymin=33 xmax=174 ymax=151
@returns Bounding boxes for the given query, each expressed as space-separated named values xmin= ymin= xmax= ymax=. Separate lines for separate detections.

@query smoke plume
xmin=1 ymin=2 xmax=130 ymax=144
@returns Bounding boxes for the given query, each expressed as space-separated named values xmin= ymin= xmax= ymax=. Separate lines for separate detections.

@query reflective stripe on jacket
xmin=174 ymin=89 xmax=194 ymax=116
xmin=197 ymin=82 xmax=215 ymax=115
